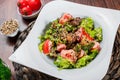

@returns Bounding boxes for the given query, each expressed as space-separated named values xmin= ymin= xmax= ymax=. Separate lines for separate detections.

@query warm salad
xmin=39 ymin=13 xmax=103 ymax=69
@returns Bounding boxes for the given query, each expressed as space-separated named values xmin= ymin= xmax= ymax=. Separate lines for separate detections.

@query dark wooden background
xmin=0 ymin=0 xmax=120 ymax=80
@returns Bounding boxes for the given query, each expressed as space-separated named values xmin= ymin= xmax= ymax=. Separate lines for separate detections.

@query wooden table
xmin=0 ymin=0 xmax=120 ymax=80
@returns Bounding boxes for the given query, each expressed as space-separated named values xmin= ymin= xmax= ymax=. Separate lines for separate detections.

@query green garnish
xmin=0 ymin=59 xmax=11 ymax=80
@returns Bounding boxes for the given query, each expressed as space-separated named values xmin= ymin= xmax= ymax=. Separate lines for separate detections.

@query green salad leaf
xmin=89 ymin=50 xmax=99 ymax=59
xmin=75 ymin=55 xmax=92 ymax=68
xmin=38 ymin=42 xmax=44 ymax=52
xmin=54 ymin=56 xmax=75 ymax=69
xmin=94 ymin=27 xmax=103 ymax=42
xmin=80 ymin=17 xmax=94 ymax=30
xmin=80 ymin=17 xmax=103 ymax=42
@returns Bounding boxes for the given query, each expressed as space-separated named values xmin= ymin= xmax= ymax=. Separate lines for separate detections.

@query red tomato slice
xmin=59 ymin=13 xmax=73 ymax=25
xmin=76 ymin=27 xmax=93 ymax=41
xmin=43 ymin=39 xmax=52 ymax=55
xmin=82 ymin=27 xmax=93 ymax=41
xmin=60 ymin=49 xmax=77 ymax=63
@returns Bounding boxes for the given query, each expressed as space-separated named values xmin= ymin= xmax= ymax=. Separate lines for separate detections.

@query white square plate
xmin=9 ymin=1 xmax=120 ymax=80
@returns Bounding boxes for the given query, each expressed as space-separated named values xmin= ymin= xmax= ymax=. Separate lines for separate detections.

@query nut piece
xmin=0 ymin=19 xmax=19 ymax=35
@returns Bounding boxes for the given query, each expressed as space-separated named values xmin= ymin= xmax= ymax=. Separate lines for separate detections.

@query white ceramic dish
xmin=9 ymin=1 xmax=120 ymax=80
xmin=0 ymin=28 xmax=19 ymax=37
xmin=0 ymin=19 xmax=19 ymax=37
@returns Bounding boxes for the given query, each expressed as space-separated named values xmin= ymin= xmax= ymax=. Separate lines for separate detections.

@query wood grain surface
xmin=0 ymin=0 xmax=120 ymax=80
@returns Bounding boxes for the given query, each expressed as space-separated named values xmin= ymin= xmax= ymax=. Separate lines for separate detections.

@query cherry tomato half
xmin=76 ymin=27 xmax=93 ymax=41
